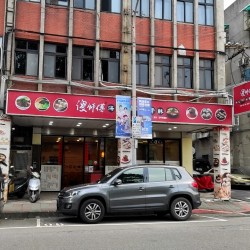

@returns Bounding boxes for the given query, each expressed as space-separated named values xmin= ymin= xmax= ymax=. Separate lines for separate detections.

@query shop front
xmin=40 ymin=136 xmax=181 ymax=189
xmin=6 ymin=89 xmax=233 ymax=194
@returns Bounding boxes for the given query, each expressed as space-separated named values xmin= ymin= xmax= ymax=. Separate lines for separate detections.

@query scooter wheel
xmin=29 ymin=191 xmax=38 ymax=203
xmin=17 ymin=192 xmax=26 ymax=199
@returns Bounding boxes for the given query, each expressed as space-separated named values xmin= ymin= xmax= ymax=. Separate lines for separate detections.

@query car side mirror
xmin=114 ymin=179 xmax=122 ymax=186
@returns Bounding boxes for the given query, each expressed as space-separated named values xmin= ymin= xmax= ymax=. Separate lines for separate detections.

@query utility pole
xmin=131 ymin=0 xmax=139 ymax=165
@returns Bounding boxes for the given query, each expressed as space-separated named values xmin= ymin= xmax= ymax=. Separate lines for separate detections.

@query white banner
xmin=0 ymin=118 xmax=11 ymax=176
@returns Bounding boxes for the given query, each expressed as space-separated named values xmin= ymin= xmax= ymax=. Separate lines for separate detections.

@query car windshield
xmin=97 ymin=167 xmax=124 ymax=184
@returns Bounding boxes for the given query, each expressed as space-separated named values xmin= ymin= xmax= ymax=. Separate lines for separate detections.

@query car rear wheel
xmin=79 ymin=199 xmax=105 ymax=224
xmin=170 ymin=197 xmax=192 ymax=221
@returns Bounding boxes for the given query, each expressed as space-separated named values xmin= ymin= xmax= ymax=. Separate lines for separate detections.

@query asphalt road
xmin=0 ymin=214 xmax=250 ymax=250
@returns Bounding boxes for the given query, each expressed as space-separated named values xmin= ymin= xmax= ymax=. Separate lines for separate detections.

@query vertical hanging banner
xmin=137 ymin=97 xmax=152 ymax=139
xmin=212 ymin=127 xmax=231 ymax=200
xmin=115 ymin=95 xmax=131 ymax=138
xmin=0 ymin=118 xmax=11 ymax=175
xmin=117 ymin=138 xmax=132 ymax=167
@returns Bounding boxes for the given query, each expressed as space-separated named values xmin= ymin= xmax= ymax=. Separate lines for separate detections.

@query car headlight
xmin=64 ymin=190 xmax=80 ymax=198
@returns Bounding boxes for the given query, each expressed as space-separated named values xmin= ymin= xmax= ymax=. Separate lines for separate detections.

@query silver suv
xmin=57 ymin=164 xmax=201 ymax=223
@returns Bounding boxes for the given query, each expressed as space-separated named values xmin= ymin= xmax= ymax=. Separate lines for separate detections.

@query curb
xmin=0 ymin=211 xmax=61 ymax=219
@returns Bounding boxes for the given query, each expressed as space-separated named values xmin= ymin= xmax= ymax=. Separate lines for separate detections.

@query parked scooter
xmin=27 ymin=166 xmax=41 ymax=203
xmin=0 ymin=176 xmax=4 ymax=212
xmin=8 ymin=166 xmax=29 ymax=199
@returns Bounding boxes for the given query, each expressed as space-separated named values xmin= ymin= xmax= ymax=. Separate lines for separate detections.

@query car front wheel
xmin=79 ymin=199 xmax=105 ymax=224
xmin=170 ymin=197 xmax=192 ymax=221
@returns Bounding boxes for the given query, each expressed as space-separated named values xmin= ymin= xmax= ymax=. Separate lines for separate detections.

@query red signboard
xmin=6 ymin=90 xmax=116 ymax=120
xmin=152 ymin=100 xmax=232 ymax=126
xmin=6 ymin=90 xmax=232 ymax=126
xmin=233 ymin=81 xmax=250 ymax=115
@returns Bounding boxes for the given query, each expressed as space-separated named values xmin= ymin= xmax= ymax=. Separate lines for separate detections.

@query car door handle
xmin=169 ymin=185 xmax=174 ymax=188
xmin=138 ymin=187 xmax=145 ymax=191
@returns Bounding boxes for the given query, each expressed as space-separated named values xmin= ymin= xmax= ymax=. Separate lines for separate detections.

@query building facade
xmin=0 ymin=0 xmax=231 ymax=191
xmin=225 ymin=0 xmax=250 ymax=171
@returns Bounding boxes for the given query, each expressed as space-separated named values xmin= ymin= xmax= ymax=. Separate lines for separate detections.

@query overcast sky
xmin=224 ymin=0 xmax=236 ymax=9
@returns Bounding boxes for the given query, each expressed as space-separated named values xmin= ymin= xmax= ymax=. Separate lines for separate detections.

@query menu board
xmin=41 ymin=165 xmax=62 ymax=191
xmin=212 ymin=127 xmax=231 ymax=200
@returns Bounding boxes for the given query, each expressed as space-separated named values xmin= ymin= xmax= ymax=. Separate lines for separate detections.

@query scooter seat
xmin=13 ymin=177 xmax=27 ymax=185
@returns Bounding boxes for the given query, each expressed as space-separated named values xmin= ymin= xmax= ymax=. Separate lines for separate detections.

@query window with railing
xmin=177 ymin=0 xmax=193 ymax=23
xmin=72 ymin=47 xmax=94 ymax=81
xmin=199 ymin=59 xmax=214 ymax=90
xmin=15 ymin=40 xmax=39 ymax=76
xmin=155 ymin=0 xmax=171 ymax=20
xmin=198 ymin=0 xmax=214 ymax=26
xmin=177 ymin=57 xmax=193 ymax=88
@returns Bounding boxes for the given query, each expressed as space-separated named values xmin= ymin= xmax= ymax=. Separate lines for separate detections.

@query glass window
xmin=199 ymin=59 xmax=213 ymax=90
xmin=41 ymin=136 xmax=62 ymax=165
xmin=198 ymin=0 xmax=214 ymax=26
xmin=44 ymin=43 xmax=67 ymax=79
xmin=177 ymin=0 xmax=193 ymax=23
xmin=15 ymin=40 xmax=39 ymax=76
xmin=118 ymin=168 xmax=144 ymax=184
xmin=101 ymin=0 xmax=121 ymax=13
xmin=137 ymin=140 xmax=148 ymax=162
xmin=155 ymin=55 xmax=171 ymax=87
xmin=46 ymin=0 xmax=69 ymax=6
xmin=100 ymin=49 xmax=120 ymax=83
xmin=165 ymin=168 xmax=174 ymax=181
xmin=155 ymin=0 xmax=171 ymax=20
xmin=105 ymin=139 xmax=118 ymax=166
xmin=72 ymin=47 xmax=94 ymax=81
xmin=172 ymin=168 xmax=182 ymax=180
xmin=165 ymin=140 xmax=180 ymax=162
xmin=132 ymin=0 xmax=149 ymax=17
xmin=26 ymin=53 xmax=39 ymax=76
xmin=149 ymin=139 xmax=163 ymax=162
xmin=74 ymin=0 xmax=95 ymax=9
xmin=148 ymin=167 xmax=165 ymax=182
xmin=136 ymin=53 xmax=149 ymax=86
xmin=177 ymin=57 xmax=193 ymax=88
xmin=0 ymin=37 xmax=2 ymax=70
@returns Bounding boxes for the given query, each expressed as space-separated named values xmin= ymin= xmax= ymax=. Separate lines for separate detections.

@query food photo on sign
xmin=120 ymin=138 xmax=132 ymax=166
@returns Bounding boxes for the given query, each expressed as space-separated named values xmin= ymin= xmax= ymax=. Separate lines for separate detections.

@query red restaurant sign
xmin=233 ymin=81 xmax=250 ymax=115
xmin=6 ymin=90 xmax=233 ymax=126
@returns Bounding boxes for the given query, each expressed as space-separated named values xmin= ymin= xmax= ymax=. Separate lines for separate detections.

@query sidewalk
xmin=1 ymin=191 xmax=250 ymax=219
xmin=0 ymin=192 xmax=58 ymax=218
xmin=194 ymin=191 xmax=250 ymax=215
xmin=193 ymin=192 xmax=250 ymax=215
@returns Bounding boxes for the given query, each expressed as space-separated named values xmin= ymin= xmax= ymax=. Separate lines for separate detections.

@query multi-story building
xmin=0 ymin=0 xmax=231 ymax=191
xmin=224 ymin=0 xmax=250 ymax=171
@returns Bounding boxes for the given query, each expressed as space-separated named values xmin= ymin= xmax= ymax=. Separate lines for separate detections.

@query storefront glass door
xmin=63 ymin=137 xmax=84 ymax=187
